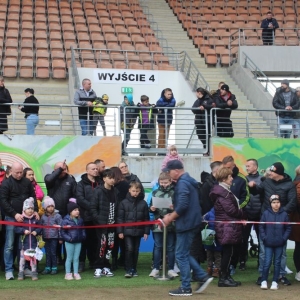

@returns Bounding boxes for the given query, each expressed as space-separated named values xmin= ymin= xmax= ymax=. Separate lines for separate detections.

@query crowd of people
xmin=0 ymin=149 xmax=300 ymax=297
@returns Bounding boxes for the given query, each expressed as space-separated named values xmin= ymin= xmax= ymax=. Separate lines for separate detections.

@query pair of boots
xmin=207 ymin=267 xmax=219 ymax=278
xmin=218 ymin=271 xmax=241 ymax=287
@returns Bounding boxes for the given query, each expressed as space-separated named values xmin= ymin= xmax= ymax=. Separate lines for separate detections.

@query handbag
xmin=201 ymin=224 xmax=215 ymax=246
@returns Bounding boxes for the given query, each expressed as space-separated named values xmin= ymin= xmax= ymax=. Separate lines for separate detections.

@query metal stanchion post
xmin=155 ymin=220 xmax=172 ymax=281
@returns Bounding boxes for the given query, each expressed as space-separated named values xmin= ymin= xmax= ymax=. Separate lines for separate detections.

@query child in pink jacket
xmin=161 ymin=145 xmax=183 ymax=170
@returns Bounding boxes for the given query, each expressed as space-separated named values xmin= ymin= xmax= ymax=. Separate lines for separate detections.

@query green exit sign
xmin=121 ymin=87 xmax=133 ymax=93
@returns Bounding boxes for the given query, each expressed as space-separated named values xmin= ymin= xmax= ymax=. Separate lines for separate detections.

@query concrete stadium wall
xmin=239 ymin=46 xmax=300 ymax=75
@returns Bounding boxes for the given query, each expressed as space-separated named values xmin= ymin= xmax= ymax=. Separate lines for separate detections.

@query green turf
xmin=0 ymin=250 xmax=296 ymax=290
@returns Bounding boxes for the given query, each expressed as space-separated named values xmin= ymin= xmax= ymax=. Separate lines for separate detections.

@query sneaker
xmin=261 ymin=280 xmax=268 ymax=290
xmin=31 ymin=272 xmax=38 ymax=281
xmin=229 ymin=265 xmax=236 ymax=276
xmin=239 ymin=262 xmax=246 ymax=271
xmin=94 ymin=268 xmax=102 ymax=278
xmin=149 ymin=268 xmax=159 ymax=277
xmin=65 ymin=273 xmax=73 ymax=280
xmin=270 ymin=281 xmax=278 ymax=290
xmin=145 ymin=144 xmax=151 ymax=149
xmin=5 ymin=271 xmax=14 ymax=280
xmin=174 ymin=263 xmax=180 ymax=273
xmin=18 ymin=272 xmax=24 ymax=281
xmin=295 ymin=271 xmax=300 ymax=281
xmin=169 ymin=287 xmax=192 ymax=296
xmin=101 ymin=267 xmax=114 ymax=277
xmin=280 ymin=276 xmax=291 ymax=285
xmin=41 ymin=268 xmax=51 ymax=275
xmin=74 ymin=273 xmax=81 ymax=280
xmin=285 ymin=266 xmax=293 ymax=274
xmin=194 ymin=276 xmax=213 ymax=294
xmin=256 ymin=276 xmax=262 ymax=285
xmin=131 ymin=269 xmax=138 ymax=277
xmin=50 ymin=269 xmax=58 ymax=275
xmin=125 ymin=271 xmax=132 ymax=278
xmin=168 ymin=269 xmax=179 ymax=277
xmin=24 ymin=268 xmax=32 ymax=277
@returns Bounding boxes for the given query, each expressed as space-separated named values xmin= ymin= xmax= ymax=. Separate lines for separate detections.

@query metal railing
xmin=241 ymin=52 xmax=277 ymax=96
xmin=3 ymin=103 xmax=299 ymax=155
xmin=71 ymin=48 xmax=209 ymax=92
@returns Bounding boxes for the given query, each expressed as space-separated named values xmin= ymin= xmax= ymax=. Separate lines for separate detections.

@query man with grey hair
xmin=74 ymin=78 xmax=97 ymax=136
xmin=272 ymin=79 xmax=299 ymax=138
xmin=0 ymin=162 xmax=37 ymax=280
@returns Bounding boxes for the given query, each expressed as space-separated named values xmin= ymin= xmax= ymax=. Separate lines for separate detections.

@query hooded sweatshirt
xmin=120 ymin=96 xmax=137 ymax=129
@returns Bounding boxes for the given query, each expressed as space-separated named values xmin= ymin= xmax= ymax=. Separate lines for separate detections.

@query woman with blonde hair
xmin=210 ymin=167 xmax=245 ymax=287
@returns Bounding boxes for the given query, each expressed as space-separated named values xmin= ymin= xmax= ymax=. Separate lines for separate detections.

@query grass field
xmin=0 ymin=250 xmax=299 ymax=300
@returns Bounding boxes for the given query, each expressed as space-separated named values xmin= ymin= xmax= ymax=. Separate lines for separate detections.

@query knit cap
xmin=270 ymin=162 xmax=284 ymax=176
xmin=43 ymin=196 xmax=55 ymax=209
xmin=281 ymin=79 xmax=289 ymax=86
xmin=23 ymin=197 xmax=34 ymax=211
xmin=67 ymin=198 xmax=79 ymax=214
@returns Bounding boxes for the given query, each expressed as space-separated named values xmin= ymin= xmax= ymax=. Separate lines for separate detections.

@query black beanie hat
xmin=270 ymin=162 xmax=284 ymax=176
xmin=67 ymin=198 xmax=79 ymax=214
xmin=220 ymin=84 xmax=230 ymax=92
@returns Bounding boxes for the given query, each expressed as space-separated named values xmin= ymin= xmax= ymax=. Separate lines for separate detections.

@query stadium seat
xmin=36 ymin=59 xmax=50 ymax=78
xmin=52 ymin=60 xmax=67 ymax=79
xmin=20 ymin=58 xmax=34 ymax=78
xmin=3 ymin=58 xmax=18 ymax=77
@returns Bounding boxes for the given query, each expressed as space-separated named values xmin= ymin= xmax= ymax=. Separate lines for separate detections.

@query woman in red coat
xmin=210 ymin=167 xmax=245 ymax=287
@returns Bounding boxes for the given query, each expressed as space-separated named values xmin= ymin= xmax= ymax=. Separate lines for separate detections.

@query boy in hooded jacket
xmin=117 ymin=181 xmax=150 ymax=278
xmin=259 ymin=195 xmax=291 ymax=290
xmin=92 ymin=94 xmax=109 ymax=136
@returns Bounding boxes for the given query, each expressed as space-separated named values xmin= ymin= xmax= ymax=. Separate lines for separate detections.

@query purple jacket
xmin=210 ymin=184 xmax=244 ymax=245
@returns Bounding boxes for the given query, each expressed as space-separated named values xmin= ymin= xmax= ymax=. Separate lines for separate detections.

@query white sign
xmin=152 ymin=197 xmax=173 ymax=209
xmin=94 ymin=69 xmax=158 ymax=85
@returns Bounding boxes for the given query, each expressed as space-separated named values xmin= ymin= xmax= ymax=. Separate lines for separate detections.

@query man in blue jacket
xmin=156 ymin=88 xmax=176 ymax=153
xmin=162 ymin=160 xmax=213 ymax=296
xmin=260 ymin=11 xmax=279 ymax=45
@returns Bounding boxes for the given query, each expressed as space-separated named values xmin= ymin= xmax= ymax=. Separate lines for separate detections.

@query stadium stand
xmin=0 ymin=0 xmax=175 ymax=78
xmin=167 ymin=0 xmax=299 ymax=66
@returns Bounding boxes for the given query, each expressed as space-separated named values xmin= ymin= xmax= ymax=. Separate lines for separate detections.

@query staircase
xmin=5 ymin=78 xmax=75 ymax=135
xmin=141 ymin=0 xmax=275 ymax=137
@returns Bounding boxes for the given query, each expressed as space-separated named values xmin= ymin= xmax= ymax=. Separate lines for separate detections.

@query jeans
xmin=65 ymin=242 xmax=81 ymax=273
xmin=124 ymin=236 xmax=141 ymax=272
xmin=121 ymin=128 xmax=133 ymax=151
xmin=153 ymin=231 xmax=175 ymax=270
xmin=92 ymin=113 xmax=106 ymax=136
xmin=262 ymin=246 xmax=283 ymax=282
xmin=176 ymin=228 xmax=207 ymax=289
xmin=26 ymin=114 xmax=39 ymax=135
xmin=259 ymin=238 xmax=287 ymax=277
xmin=279 ymin=117 xmax=295 ymax=138
xmin=140 ymin=128 xmax=150 ymax=147
xmin=44 ymin=239 xmax=58 ymax=269
xmin=79 ymin=119 xmax=93 ymax=136
xmin=4 ymin=216 xmax=16 ymax=273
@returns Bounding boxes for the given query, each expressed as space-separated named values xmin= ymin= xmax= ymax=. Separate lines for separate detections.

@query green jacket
xmin=93 ymin=99 xmax=107 ymax=115
xmin=149 ymin=184 xmax=175 ymax=232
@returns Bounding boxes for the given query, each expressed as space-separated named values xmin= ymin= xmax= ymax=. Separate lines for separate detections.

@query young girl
xmin=61 ymin=198 xmax=86 ymax=280
xmin=149 ymin=172 xmax=177 ymax=278
xmin=161 ymin=145 xmax=183 ymax=170
xmin=23 ymin=168 xmax=44 ymax=216
xmin=40 ymin=196 xmax=62 ymax=275
xmin=259 ymin=195 xmax=291 ymax=290
xmin=14 ymin=197 xmax=42 ymax=281
xmin=117 ymin=181 xmax=150 ymax=278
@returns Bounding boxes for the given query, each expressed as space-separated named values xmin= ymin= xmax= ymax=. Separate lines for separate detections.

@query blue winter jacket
xmin=61 ymin=215 xmax=86 ymax=243
xmin=14 ymin=215 xmax=42 ymax=250
xmin=156 ymin=90 xmax=176 ymax=125
xmin=173 ymin=172 xmax=201 ymax=232
xmin=259 ymin=207 xmax=291 ymax=247
xmin=41 ymin=211 xmax=62 ymax=239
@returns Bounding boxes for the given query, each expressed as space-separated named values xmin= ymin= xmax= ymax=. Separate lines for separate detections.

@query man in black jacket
xmin=201 ymin=161 xmax=222 ymax=215
xmin=77 ymin=162 xmax=101 ymax=272
xmin=239 ymin=159 xmax=262 ymax=271
xmin=0 ymin=162 xmax=37 ymax=280
xmin=214 ymin=84 xmax=238 ymax=138
xmin=249 ymin=161 xmax=296 ymax=286
xmin=260 ymin=11 xmax=279 ymax=45
xmin=272 ymin=79 xmax=300 ymax=138
xmin=44 ymin=160 xmax=77 ymax=264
